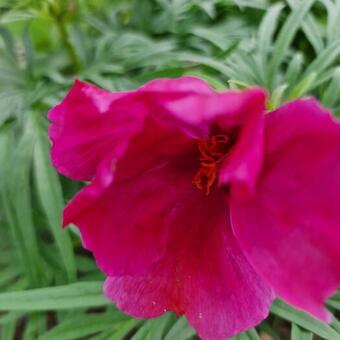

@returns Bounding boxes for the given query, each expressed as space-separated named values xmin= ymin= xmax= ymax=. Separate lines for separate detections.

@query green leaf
xmin=331 ymin=316 xmax=340 ymax=334
xmin=9 ymin=124 xmax=43 ymax=287
xmin=327 ymin=299 xmax=340 ymax=311
xmin=286 ymin=0 xmax=324 ymax=53
xmin=0 ymin=311 xmax=24 ymax=326
xmin=175 ymin=52 xmax=235 ymax=79
xmin=258 ymin=3 xmax=285 ymax=71
xmin=267 ymin=0 xmax=315 ymax=89
xmin=1 ymin=320 xmax=16 ymax=340
xmin=0 ymin=282 xmax=110 ymax=311
xmin=321 ymin=67 xmax=340 ymax=107
xmin=105 ymin=319 xmax=142 ymax=340
xmin=286 ymin=72 xmax=317 ymax=100
xmin=291 ymin=323 xmax=313 ymax=340
xmin=147 ymin=313 xmax=177 ymax=340
xmin=24 ymin=313 xmax=46 ymax=340
xmin=31 ymin=112 xmax=76 ymax=282
xmin=284 ymin=52 xmax=304 ymax=86
xmin=164 ymin=317 xmax=195 ymax=340
xmin=322 ymin=0 xmax=340 ymax=43
xmin=232 ymin=328 xmax=261 ymax=340
xmin=38 ymin=313 xmax=130 ymax=340
xmin=269 ymin=83 xmax=288 ymax=109
xmin=302 ymin=39 xmax=340 ymax=80
xmin=185 ymin=71 xmax=227 ymax=90
xmin=271 ymin=300 xmax=340 ymax=340
xmin=0 ymin=122 xmax=42 ymax=287
xmin=190 ymin=26 xmax=230 ymax=51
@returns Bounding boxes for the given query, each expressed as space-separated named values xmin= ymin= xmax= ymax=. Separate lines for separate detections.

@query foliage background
xmin=0 ymin=0 xmax=340 ymax=339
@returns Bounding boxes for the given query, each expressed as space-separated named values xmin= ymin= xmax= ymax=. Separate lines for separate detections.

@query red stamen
xmin=193 ymin=134 xmax=231 ymax=194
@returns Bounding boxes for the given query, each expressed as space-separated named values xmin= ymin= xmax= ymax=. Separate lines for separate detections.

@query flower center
xmin=193 ymin=134 xmax=233 ymax=194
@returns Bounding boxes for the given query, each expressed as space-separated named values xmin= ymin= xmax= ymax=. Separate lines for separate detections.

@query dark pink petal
xmin=48 ymin=77 xmax=216 ymax=181
xmin=48 ymin=80 xmax=137 ymax=180
xmin=64 ymin=152 xmax=195 ymax=276
xmin=218 ymin=89 xmax=265 ymax=194
xmin=104 ymin=191 xmax=274 ymax=340
xmin=230 ymin=99 xmax=340 ymax=321
xmin=156 ymin=87 xmax=266 ymax=192
xmin=60 ymin=79 xmax=267 ymax=276
xmin=61 ymin=89 xmax=199 ymax=275
xmin=50 ymin=77 xmax=266 ymax=192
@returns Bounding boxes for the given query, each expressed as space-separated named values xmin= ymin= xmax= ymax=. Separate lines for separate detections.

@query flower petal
xmin=62 ymin=98 xmax=199 ymax=274
xmin=48 ymin=80 xmax=137 ymax=180
xmin=48 ymin=77 xmax=216 ymax=181
xmin=218 ymin=89 xmax=265 ymax=194
xmin=156 ymin=87 xmax=266 ymax=193
xmin=104 ymin=191 xmax=274 ymax=340
xmin=49 ymin=78 xmax=266 ymax=193
xmin=230 ymin=99 xmax=340 ymax=321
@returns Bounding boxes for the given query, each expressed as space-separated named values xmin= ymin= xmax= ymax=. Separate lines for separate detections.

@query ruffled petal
xmin=158 ymin=88 xmax=266 ymax=193
xmin=64 ymin=149 xmax=196 ymax=276
xmin=230 ymin=99 xmax=340 ymax=321
xmin=48 ymin=77 xmax=216 ymax=181
xmin=49 ymin=78 xmax=266 ymax=192
xmin=57 ymin=78 xmax=267 ymax=277
xmin=104 ymin=191 xmax=274 ymax=340
xmin=48 ymin=80 xmax=139 ymax=180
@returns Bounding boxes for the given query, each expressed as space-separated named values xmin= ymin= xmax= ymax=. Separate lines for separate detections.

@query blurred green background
xmin=0 ymin=0 xmax=340 ymax=339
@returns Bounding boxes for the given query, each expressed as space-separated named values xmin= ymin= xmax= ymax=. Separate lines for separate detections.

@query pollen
xmin=193 ymin=134 xmax=232 ymax=194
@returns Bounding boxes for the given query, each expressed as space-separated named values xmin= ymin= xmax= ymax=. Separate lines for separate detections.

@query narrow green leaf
xmin=106 ymin=319 xmax=142 ymax=340
xmin=175 ymin=52 xmax=235 ymax=79
xmin=258 ymin=3 xmax=285 ymax=70
xmin=8 ymin=123 xmax=43 ymax=287
xmin=228 ymin=79 xmax=249 ymax=90
xmin=184 ymin=71 xmax=227 ymax=90
xmin=232 ymin=328 xmax=261 ymax=340
xmin=190 ymin=26 xmax=230 ymax=50
xmin=0 ymin=27 xmax=16 ymax=58
xmin=38 ymin=313 xmax=129 ymax=340
xmin=291 ymin=323 xmax=313 ymax=340
xmin=24 ymin=313 xmax=46 ymax=340
xmin=271 ymin=300 xmax=339 ymax=340
xmin=327 ymin=299 xmax=340 ymax=310
xmin=164 ymin=317 xmax=195 ymax=340
xmin=0 ymin=311 xmax=24 ymax=326
xmin=0 ymin=266 xmax=21 ymax=288
xmin=130 ymin=322 xmax=152 ymax=340
xmin=302 ymin=39 xmax=340 ymax=80
xmin=286 ymin=72 xmax=317 ymax=100
xmin=267 ymin=0 xmax=315 ymax=89
xmin=0 ymin=282 xmax=109 ymax=311
xmin=1 ymin=320 xmax=16 ymax=340
xmin=233 ymin=0 xmax=268 ymax=9
xmin=246 ymin=328 xmax=262 ymax=340
xmin=322 ymin=0 xmax=340 ymax=43
xmin=0 ymin=124 xmax=41 ymax=287
xmin=269 ymin=83 xmax=287 ymax=109
xmin=321 ymin=67 xmax=340 ymax=107
xmin=147 ymin=313 xmax=177 ymax=340
xmin=284 ymin=53 xmax=304 ymax=86
xmin=286 ymin=0 xmax=324 ymax=53
xmin=331 ymin=316 xmax=340 ymax=334
xmin=32 ymin=113 xmax=76 ymax=282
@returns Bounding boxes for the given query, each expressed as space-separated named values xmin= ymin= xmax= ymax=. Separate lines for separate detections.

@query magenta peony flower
xmin=49 ymin=77 xmax=340 ymax=340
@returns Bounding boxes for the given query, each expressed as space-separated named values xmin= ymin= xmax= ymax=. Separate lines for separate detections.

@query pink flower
xmin=49 ymin=77 xmax=340 ymax=340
